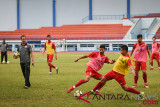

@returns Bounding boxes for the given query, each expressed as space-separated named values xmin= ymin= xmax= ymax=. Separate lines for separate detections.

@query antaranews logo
xmin=78 ymin=92 xmax=159 ymax=105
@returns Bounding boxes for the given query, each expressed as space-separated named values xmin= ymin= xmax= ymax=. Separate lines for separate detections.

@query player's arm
xmin=54 ymin=48 xmax=57 ymax=60
xmin=128 ymin=59 xmax=135 ymax=76
xmin=108 ymin=59 xmax=116 ymax=64
xmin=130 ymin=48 xmax=134 ymax=57
xmin=7 ymin=44 xmax=9 ymax=51
xmin=75 ymin=55 xmax=89 ymax=62
xmin=30 ymin=46 xmax=34 ymax=65
xmin=147 ymin=46 xmax=152 ymax=65
xmin=43 ymin=43 xmax=46 ymax=56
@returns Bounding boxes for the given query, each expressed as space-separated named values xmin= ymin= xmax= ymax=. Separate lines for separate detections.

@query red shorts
xmin=86 ymin=66 xmax=103 ymax=79
xmin=151 ymin=53 xmax=159 ymax=60
xmin=104 ymin=70 xmax=126 ymax=85
xmin=47 ymin=54 xmax=53 ymax=62
xmin=134 ymin=61 xmax=147 ymax=71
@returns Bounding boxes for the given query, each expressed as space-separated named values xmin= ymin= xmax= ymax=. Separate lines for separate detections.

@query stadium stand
xmin=155 ymin=27 xmax=160 ymax=39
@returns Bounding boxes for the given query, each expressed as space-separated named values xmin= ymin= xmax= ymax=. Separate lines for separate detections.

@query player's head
xmin=152 ymin=37 xmax=156 ymax=42
xmin=137 ymin=34 xmax=143 ymax=43
xmin=99 ymin=44 xmax=105 ymax=55
xmin=120 ymin=45 xmax=128 ymax=55
xmin=21 ymin=35 xmax=26 ymax=44
xmin=3 ymin=39 xmax=5 ymax=44
xmin=47 ymin=35 xmax=51 ymax=41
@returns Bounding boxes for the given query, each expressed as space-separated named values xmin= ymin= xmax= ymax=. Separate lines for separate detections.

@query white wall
xmin=0 ymin=0 xmax=17 ymax=31
xmin=20 ymin=0 xmax=53 ymax=29
xmin=56 ymin=0 xmax=88 ymax=26
xmin=131 ymin=0 xmax=160 ymax=15
xmin=93 ymin=0 xmax=127 ymax=15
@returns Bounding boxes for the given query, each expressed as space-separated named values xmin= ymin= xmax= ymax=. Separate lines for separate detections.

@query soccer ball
xmin=74 ymin=90 xmax=82 ymax=97
xmin=14 ymin=52 xmax=20 ymax=58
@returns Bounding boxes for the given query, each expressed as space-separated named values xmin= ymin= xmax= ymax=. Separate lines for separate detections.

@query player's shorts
xmin=47 ymin=54 xmax=53 ymax=62
xmin=134 ymin=61 xmax=147 ymax=71
xmin=151 ymin=53 xmax=159 ymax=60
xmin=104 ymin=70 xmax=126 ymax=85
xmin=86 ymin=66 xmax=103 ymax=79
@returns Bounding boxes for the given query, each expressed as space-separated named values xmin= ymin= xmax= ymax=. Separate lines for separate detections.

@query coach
xmin=0 ymin=39 xmax=9 ymax=64
xmin=13 ymin=35 xmax=34 ymax=89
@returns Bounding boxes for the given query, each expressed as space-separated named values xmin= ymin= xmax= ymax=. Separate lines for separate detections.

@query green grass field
xmin=0 ymin=52 xmax=160 ymax=107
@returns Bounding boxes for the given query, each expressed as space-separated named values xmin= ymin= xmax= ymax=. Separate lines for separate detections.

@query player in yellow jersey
xmin=90 ymin=45 xmax=144 ymax=97
xmin=43 ymin=35 xmax=58 ymax=75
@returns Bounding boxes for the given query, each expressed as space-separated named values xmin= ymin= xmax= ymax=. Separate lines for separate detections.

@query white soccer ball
xmin=74 ymin=90 xmax=83 ymax=97
xmin=14 ymin=52 xmax=20 ymax=58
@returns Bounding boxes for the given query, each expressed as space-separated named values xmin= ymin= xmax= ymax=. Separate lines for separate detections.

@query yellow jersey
xmin=45 ymin=41 xmax=55 ymax=55
xmin=113 ymin=54 xmax=132 ymax=76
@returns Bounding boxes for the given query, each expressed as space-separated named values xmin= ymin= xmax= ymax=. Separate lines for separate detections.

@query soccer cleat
xmin=24 ymin=86 xmax=29 ymax=89
xmin=49 ymin=72 xmax=52 ymax=75
xmin=67 ymin=87 xmax=74 ymax=93
xmin=132 ymin=84 xmax=137 ymax=88
xmin=89 ymin=90 xmax=95 ymax=95
xmin=144 ymin=84 xmax=149 ymax=88
xmin=149 ymin=68 xmax=153 ymax=70
xmin=157 ymin=68 xmax=160 ymax=70
xmin=94 ymin=91 xmax=102 ymax=95
xmin=139 ymin=92 xmax=145 ymax=100
xmin=56 ymin=67 xmax=59 ymax=74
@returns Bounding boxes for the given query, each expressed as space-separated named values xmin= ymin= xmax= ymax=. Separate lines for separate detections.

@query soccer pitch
xmin=0 ymin=52 xmax=159 ymax=107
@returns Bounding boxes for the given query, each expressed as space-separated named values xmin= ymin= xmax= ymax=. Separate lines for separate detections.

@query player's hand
xmin=130 ymin=70 xmax=135 ymax=76
xmin=55 ymin=55 xmax=57 ymax=60
xmin=112 ymin=59 xmax=116 ymax=63
xmin=32 ymin=60 xmax=34 ymax=66
xmin=133 ymin=59 xmax=137 ymax=62
xmin=149 ymin=59 xmax=153 ymax=65
xmin=75 ymin=59 xmax=79 ymax=62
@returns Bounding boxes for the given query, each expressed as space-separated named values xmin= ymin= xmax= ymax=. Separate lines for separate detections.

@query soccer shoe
xmin=56 ymin=67 xmax=59 ymax=74
xmin=139 ymin=92 xmax=145 ymax=100
xmin=49 ymin=72 xmax=52 ymax=75
xmin=149 ymin=68 xmax=153 ymax=70
xmin=89 ymin=90 xmax=95 ymax=95
xmin=67 ymin=87 xmax=74 ymax=93
xmin=144 ymin=84 xmax=149 ymax=88
xmin=24 ymin=86 xmax=29 ymax=89
xmin=2 ymin=61 xmax=5 ymax=64
xmin=6 ymin=61 xmax=9 ymax=64
xmin=94 ymin=91 xmax=102 ymax=95
xmin=132 ymin=84 xmax=137 ymax=88
xmin=157 ymin=68 xmax=160 ymax=70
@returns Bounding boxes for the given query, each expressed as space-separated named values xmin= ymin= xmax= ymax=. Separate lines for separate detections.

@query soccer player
xmin=90 ymin=45 xmax=144 ymax=97
xmin=13 ymin=35 xmax=34 ymax=89
xmin=149 ymin=37 xmax=160 ymax=70
xmin=0 ymin=39 xmax=9 ymax=64
xmin=67 ymin=44 xmax=116 ymax=94
xmin=130 ymin=34 xmax=151 ymax=88
xmin=43 ymin=35 xmax=58 ymax=75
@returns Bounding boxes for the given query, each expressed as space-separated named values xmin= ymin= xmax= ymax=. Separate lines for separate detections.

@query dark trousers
xmin=1 ymin=52 xmax=7 ymax=63
xmin=20 ymin=62 xmax=31 ymax=86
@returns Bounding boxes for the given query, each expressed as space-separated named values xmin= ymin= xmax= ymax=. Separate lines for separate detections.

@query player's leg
xmin=67 ymin=76 xmax=91 ymax=93
xmin=5 ymin=52 xmax=7 ymax=64
xmin=150 ymin=54 xmax=154 ymax=70
xmin=24 ymin=62 xmax=31 ymax=87
xmin=1 ymin=52 xmax=3 ymax=64
xmin=141 ymin=62 xmax=149 ymax=88
xmin=91 ymin=70 xmax=114 ymax=93
xmin=92 ymin=73 xmax=106 ymax=93
xmin=20 ymin=63 xmax=25 ymax=78
xmin=156 ymin=54 xmax=160 ymax=70
xmin=121 ymin=85 xmax=140 ymax=94
xmin=133 ymin=61 xmax=140 ymax=88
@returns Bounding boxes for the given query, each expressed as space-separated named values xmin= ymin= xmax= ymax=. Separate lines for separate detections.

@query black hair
xmin=137 ymin=34 xmax=142 ymax=39
xmin=21 ymin=35 xmax=26 ymax=39
xmin=47 ymin=35 xmax=51 ymax=37
xmin=152 ymin=37 xmax=156 ymax=39
xmin=100 ymin=44 xmax=105 ymax=49
xmin=121 ymin=45 xmax=128 ymax=52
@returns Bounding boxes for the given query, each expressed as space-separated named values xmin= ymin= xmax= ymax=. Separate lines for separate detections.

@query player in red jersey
xmin=43 ymin=35 xmax=58 ymax=75
xmin=149 ymin=37 xmax=160 ymax=70
xmin=67 ymin=45 xmax=115 ymax=94
xmin=130 ymin=34 xmax=151 ymax=88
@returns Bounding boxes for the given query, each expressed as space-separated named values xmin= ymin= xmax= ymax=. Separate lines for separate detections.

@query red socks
xmin=93 ymin=82 xmax=104 ymax=91
xmin=127 ymin=87 xmax=140 ymax=94
xmin=97 ymin=82 xmax=106 ymax=91
xmin=48 ymin=63 xmax=56 ymax=72
xmin=134 ymin=74 xmax=138 ymax=85
xmin=157 ymin=60 xmax=160 ymax=67
xmin=143 ymin=73 xmax=147 ymax=83
xmin=75 ymin=79 xmax=86 ymax=87
xmin=151 ymin=61 xmax=153 ymax=66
